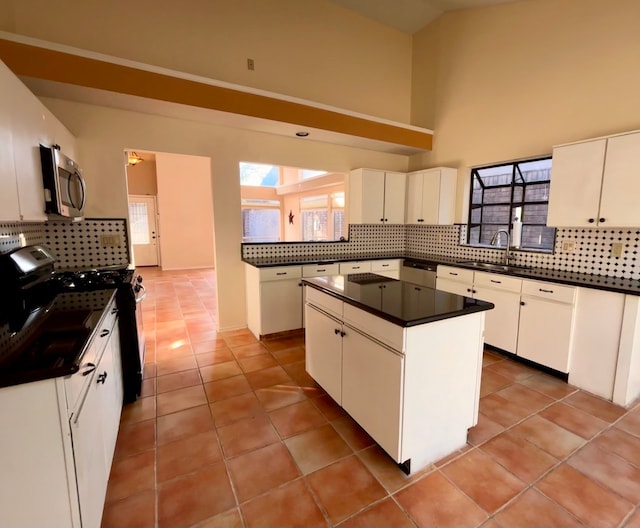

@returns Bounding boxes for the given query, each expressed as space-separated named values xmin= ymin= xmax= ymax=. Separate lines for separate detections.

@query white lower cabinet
xmin=370 ymin=259 xmax=402 ymax=279
xmin=0 ymin=301 xmax=122 ymax=528
xmin=245 ymin=264 xmax=303 ymax=338
xmin=516 ymin=281 xmax=577 ymax=373
xmin=342 ymin=327 xmax=403 ymax=459
xmin=304 ymin=305 xmax=343 ymax=403
xmin=305 ymin=287 xmax=485 ymax=472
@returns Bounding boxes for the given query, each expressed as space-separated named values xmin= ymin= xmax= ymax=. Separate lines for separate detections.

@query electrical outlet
xmin=611 ymin=242 xmax=624 ymax=257
xmin=247 ymin=58 xmax=255 ymax=71
xmin=100 ymin=234 xmax=122 ymax=247
xmin=562 ymin=241 xmax=575 ymax=253
xmin=437 ymin=234 xmax=443 ymax=244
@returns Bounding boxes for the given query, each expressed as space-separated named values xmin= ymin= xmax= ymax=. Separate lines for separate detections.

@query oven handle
xmin=135 ymin=283 xmax=147 ymax=304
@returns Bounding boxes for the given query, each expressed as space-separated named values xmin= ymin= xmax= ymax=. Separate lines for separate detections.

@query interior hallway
xmin=101 ymin=267 xmax=640 ymax=527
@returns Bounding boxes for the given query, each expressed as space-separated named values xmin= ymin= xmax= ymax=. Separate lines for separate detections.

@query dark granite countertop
xmin=0 ymin=289 xmax=116 ymax=388
xmin=303 ymin=274 xmax=494 ymax=327
xmin=244 ymin=253 xmax=640 ymax=297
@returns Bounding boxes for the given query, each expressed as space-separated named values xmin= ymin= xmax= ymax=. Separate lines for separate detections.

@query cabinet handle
xmin=82 ymin=362 xmax=97 ymax=376
xmin=353 ymin=266 xmax=360 ymax=270
xmin=588 ymin=218 xmax=595 ymax=223
xmin=111 ymin=307 xmax=118 ymax=314
xmin=276 ymin=272 xmax=287 ymax=276
xmin=316 ymin=269 xmax=326 ymax=272
xmin=97 ymin=372 xmax=108 ymax=384
xmin=334 ymin=328 xmax=340 ymax=335
xmin=599 ymin=218 xmax=606 ymax=223
xmin=520 ymin=301 xmax=526 ymax=306
xmin=490 ymin=280 xmax=502 ymax=284
xmin=539 ymin=288 xmax=554 ymax=293
xmin=414 ymin=287 xmax=422 ymax=291
xmin=449 ymin=272 xmax=458 ymax=276
xmin=100 ymin=329 xmax=110 ymax=338
xmin=381 ymin=264 xmax=389 ymax=267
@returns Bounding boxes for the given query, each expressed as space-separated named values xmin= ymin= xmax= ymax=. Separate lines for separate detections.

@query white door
xmin=128 ymin=195 xmax=159 ymax=266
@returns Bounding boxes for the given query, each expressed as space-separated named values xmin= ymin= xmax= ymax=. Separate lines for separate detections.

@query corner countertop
xmin=303 ymin=274 xmax=494 ymax=328
xmin=243 ymin=253 xmax=640 ymax=297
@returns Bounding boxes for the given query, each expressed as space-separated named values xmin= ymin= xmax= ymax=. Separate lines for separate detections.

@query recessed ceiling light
xmin=295 ymin=131 xmax=310 ymax=137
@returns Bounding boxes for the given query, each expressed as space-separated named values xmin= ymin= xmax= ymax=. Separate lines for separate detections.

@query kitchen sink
xmin=456 ymin=261 xmax=532 ymax=273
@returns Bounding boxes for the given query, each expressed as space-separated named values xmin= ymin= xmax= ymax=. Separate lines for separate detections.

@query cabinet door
xmin=405 ymin=172 xmax=423 ymax=224
xmin=342 ymin=327 xmax=403 ymax=460
xmin=260 ymin=279 xmax=302 ymax=334
xmin=420 ymin=170 xmax=441 ymax=225
xmin=599 ymin=132 xmax=640 ymax=227
xmin=473 ymin=286 xmax=521 ymax=354
xmin=360 ymin=169 xmax=385 ymax=223
xmin=100 ymin=325 xmax=123 ymax=470
xmin=547 ymin=140 xmax=606 ymax=227
xmin=517 ymin=297 xmax=574 ymax=373
xmin=304 ymin=305 xmax=343 ymax=403
xmin=10 ymin=74 xmax=49 ymax=222
xmin=72 ymin=373 xmax=109 ymax=528
xmin=382 ymin=171 xmax=406 ymax=224
xmin=0 ymin=62 xmax=20 ymax=221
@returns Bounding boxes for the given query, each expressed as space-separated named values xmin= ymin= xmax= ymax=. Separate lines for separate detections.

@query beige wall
xmin=41 ymin=97 xmax=408 ymax=330
xmin=3 ymin=0 xmax=412 ymax=122
xmin=410 ymin=0 xmax=640 ymax=220
xmin=126 ymin=159 xmax=157 ymax=195
xmin=155 ymin=152 xmax=215 ymax=270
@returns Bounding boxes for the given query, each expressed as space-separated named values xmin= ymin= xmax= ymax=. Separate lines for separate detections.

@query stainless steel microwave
xmin=39 ymin=144 xmax=86 ymax=218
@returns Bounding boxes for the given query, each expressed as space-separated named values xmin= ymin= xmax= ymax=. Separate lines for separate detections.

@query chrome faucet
xmin=490 ymin=229 xmax=512 ymax=266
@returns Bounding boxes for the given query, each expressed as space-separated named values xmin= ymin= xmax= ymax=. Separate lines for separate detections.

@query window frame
xmin=466 ymin=156 xmax=555 ymax=252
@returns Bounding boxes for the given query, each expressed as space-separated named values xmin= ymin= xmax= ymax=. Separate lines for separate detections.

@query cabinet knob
xmin=520 ymin=301 xmax=526 ymax=306
xmin=97 ymin=371 xmax=108 ymax=384
xmin=380 ymin=218 xmax=384 ymax=222
xmin=334 ymin=328 xmax=340 ymax=335
xmin=384 ymin=218 xmax=388 ymax=222
xmin=340 ymin=330 xmax=346 ymax=337
xmin=467 ymin=288 xmax=472 ymax=293
xmin=588 ymin=218 xmax=595 ymax=223
xmin=298 ymin=282 xmax=303 ymax=287
xmin=100 ymin=329 xmax=110 ymax=338
xmin=599 ymin=218 xmax=605 ymax=223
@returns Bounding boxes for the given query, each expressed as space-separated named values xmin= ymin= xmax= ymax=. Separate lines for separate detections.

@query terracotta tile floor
xmin=102 ymin=267 xmax=640 ymax=527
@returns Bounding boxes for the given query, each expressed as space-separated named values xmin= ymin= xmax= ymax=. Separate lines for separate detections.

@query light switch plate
xmin=562 ymin=241 xmax=575 ymax=253
xmin=611 ymin=242 xmax=624 ymax=257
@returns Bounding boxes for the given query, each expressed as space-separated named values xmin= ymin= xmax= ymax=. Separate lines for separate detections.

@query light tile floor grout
xmin=101 ymin=267 xmax=640 ymax=528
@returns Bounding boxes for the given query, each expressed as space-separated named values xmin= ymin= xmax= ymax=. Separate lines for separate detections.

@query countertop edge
xmin=302 ymin=279 xmax=494 ymax=328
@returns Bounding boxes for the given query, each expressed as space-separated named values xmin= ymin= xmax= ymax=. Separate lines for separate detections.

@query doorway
xmin=128 ymin=194 xmax=159 ymax=266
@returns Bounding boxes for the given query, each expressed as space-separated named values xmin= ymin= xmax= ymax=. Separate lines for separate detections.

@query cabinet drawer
xmin=437 ymin=266 xmax=474 ymax=283
xmin=473 ymin=272 xmax=522 ymax=293
xmin=521 ymin=280 xmax=576 ymax=304
xmin=371 ymin=259 xmax=401 ymax=272
xmin=65 ymin=299 xmax=118 ymax=413
xmin=306 ymin=286 xmax=343 ymax=319
xmin=302 ymin=263 xmax=340 ymax=277
xmin=259 ymin=266 xmax=302 ymax=281
xmin=343 ymin=303 xmax=404 ymax=352
xmin=339 ymin=261 xmax=372 ymax=274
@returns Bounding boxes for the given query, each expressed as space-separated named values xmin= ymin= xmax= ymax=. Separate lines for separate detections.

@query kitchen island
xmin=303 ymin=273 xmax=494 ymax=474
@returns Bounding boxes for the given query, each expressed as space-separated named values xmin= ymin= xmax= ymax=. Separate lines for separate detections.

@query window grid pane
xmin=467 ymin=158 xmax=555 ymax=252
xmin=129 ymin=202 xmax=150 ymax=245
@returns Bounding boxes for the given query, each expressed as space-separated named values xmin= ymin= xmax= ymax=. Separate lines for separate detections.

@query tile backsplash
xmin=0 ymin=218 xmax=130 ymax=269
xmin=244 ymin=224 xmax=640 ymax=281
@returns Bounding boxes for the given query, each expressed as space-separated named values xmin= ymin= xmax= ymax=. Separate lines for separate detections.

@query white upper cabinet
xmin=0 ymin=59 xmax=77 ymax=222
xmin=405 ymin=167 xmax=457 ymax=225
xmin=349 ymin=168 xmax=406 ymax=224
xmin=548 ymin=131 xmax=640 ymax=227
xmin=0 ymin=61 xmax=20 ymax=221
xmin=599 ymin=132 xmax=640 ymax=226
